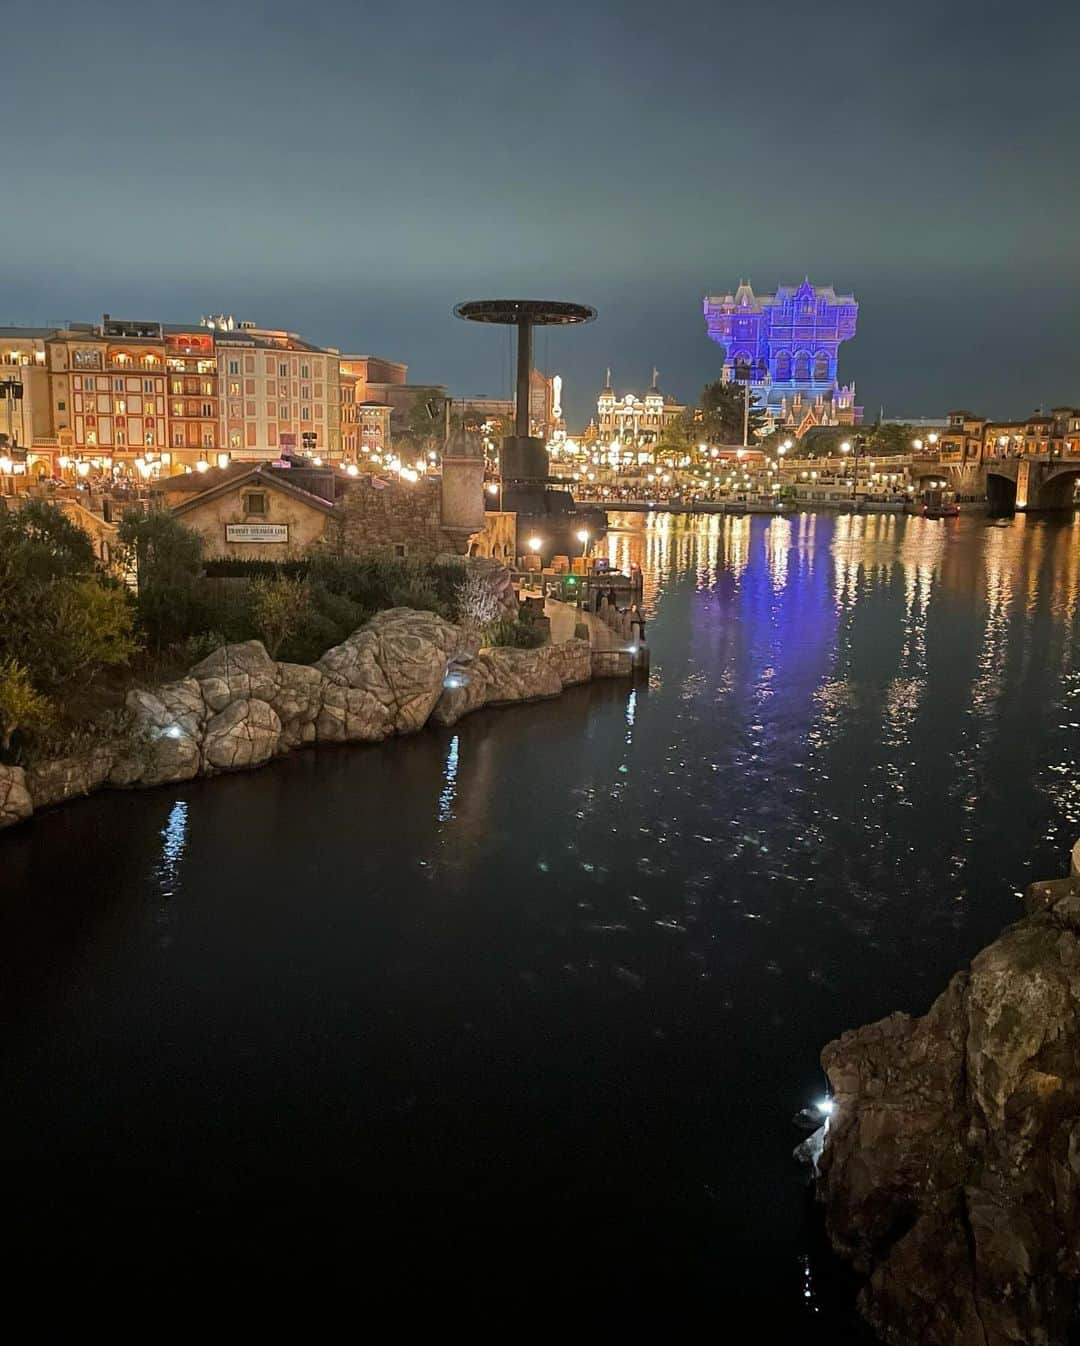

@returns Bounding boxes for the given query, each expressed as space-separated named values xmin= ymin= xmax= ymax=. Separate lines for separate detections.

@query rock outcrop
xmin=817 ymin=874 xmax=1080 ymax=1346
xmin=431 ymin=637 xmax=592 ymax=727
xmin=0 ymin=608 xmax=619 ymax=830
xmin=0 ymin=765 xmax=33 ymax=827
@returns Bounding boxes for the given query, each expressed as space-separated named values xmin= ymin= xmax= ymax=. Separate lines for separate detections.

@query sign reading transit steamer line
xmin=226 ymin=523 xmax=288 ymax=543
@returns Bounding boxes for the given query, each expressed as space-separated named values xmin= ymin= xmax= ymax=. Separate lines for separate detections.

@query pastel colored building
xmin=214 ymin=323 xmax=341 ymax=462
xmin=595 ymin=369 xmax=685 ymax=445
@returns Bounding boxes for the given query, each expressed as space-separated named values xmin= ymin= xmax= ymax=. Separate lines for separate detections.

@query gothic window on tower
xmin=814 ymin=353 xmax=829 ymax=381
xmin=794 ymin=353 xmax=810 ymax=381
xmin=775 ymin=353 xmax=791 ymax=381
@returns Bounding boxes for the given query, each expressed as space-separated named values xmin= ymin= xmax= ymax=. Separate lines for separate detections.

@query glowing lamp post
xmin=576 ymin=528 xmax=590 ymax=557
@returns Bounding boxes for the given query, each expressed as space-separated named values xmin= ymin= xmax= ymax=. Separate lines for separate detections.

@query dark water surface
xmin=4 ymin=511 xmax=1080 ymax=1332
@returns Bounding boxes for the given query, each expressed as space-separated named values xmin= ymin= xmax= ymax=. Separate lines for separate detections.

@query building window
xmin=228 ymin=360 xmax=240 ymax=376
xmin=300 ymin=364 xmax=310 ymax=379
xmin=229 ymin=381 xmax=240 ymax=396
xmin=114 ymin=377 xmax=124 ymax=392
xmin=144 ymin=379 xmax=155 ymax=393
xmin=201 ymin=403 xmax=213 ymax=417
xmin=394 ymin=543 xmax=407 ymax=558
xmin=230 ymin=430 xmax=242 ymax=449
xmin=280 ymin=405 xmax=289 ymax=420
xmin=57 ymin=400 xmax=66 ymax=411
xmin=301 ymin=406 xmax=311 ymax=421
xmin=244 ymin=491 xmax=268 ymax=516
xmin=116 ymin=429 xmax=125 ymax=446
xmin=202 ymin=430 xmax=214 ymax=448
xmin=172 ymin=428 xmax=185 ymax=447
xmin=279 ymin=363 xmax=288 ymax=378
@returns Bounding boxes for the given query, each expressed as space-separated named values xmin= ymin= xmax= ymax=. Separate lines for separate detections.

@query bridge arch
xmin=985 ymin=467 xmax=1017 ymax=512
xmin=1039 ymin=465 xmax=1080 ymax=510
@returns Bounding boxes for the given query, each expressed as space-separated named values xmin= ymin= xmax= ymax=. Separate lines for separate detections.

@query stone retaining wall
xmin=0 ymin=609 xmax=614 ymax=830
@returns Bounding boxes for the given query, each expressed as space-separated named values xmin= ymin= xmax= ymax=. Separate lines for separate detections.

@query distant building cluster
xmin=0 ymin=314 xmax=459 ymax=480
xmin=703 ymin=279 xmax=861 ymax=435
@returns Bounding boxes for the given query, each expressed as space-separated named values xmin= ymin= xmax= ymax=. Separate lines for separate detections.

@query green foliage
xmin=698 ymin=379 xmax=767 ymax=445
xmin=203 ymin=556 xmax=310 ymax=580
xmin=117 ymin=509 xmax=205 ymax=650
xmin=30 ymin=578 xmax=140 ymax=692
xmin=0 ymin=658 xmax=53 ymax=752
xmin=657 ymin=410 xmax=694 ymax=454
xmin=866 ymin=422 xmax=915 ymax=456
xmin=249 ymin=575 xmax=312 ymax=659
xmin=0 ymin=499 xmax=96 ymax=584
xmin=12 ymin=705 xmax=142 ymax=769
xmin=487 ymin=617 xmax=546 ymax=649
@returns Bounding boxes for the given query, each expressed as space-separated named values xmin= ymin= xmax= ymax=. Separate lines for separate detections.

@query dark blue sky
xmin=3 ymin=0 xmax=1078 ymax=427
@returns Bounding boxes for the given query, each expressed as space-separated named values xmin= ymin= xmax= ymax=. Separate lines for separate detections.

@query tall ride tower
xmin=703 ymin=279 xmax=860 ymax=432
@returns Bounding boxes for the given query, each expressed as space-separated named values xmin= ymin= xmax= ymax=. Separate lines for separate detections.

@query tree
xmin=31 ymin=578 xmax=140 ymax=691
xmin=657 ymin=409 xmax=694 ymax=455
xmin=249 ymin=575 xmax=311 ymax=658
xmin=0 ymin=499 xmax=96 ymax=584
xmin=401 ymin=390 xmax=448 ymax=452
xmin=117 ymin=510 xmax=204 ymax=649
xmin=0 ymin=658 xmax=52 ymax=752
xmin=866 ymin=422 xmax=914 ymax=456
xmin=698 ymin=379 xmax=767 ymax=445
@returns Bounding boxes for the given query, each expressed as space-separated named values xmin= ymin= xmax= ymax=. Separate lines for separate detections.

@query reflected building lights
xmin=438 ymin=734 xmax=460 ymax=823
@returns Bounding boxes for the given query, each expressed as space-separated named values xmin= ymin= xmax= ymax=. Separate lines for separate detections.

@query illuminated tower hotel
xmin=703 ymin=279 xmax=861 ymax=434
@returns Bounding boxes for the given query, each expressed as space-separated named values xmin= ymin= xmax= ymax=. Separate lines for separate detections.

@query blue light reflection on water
xmin=2 ymin=509 xmax=1079 ymax=1335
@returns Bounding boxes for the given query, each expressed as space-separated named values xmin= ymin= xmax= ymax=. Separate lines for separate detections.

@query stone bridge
xmin=912 ymin=455 xmax=1080 ymax=511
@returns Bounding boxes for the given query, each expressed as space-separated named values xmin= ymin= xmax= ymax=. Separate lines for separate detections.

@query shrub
xmin=455 ymin=569 xmax=500 ymax=628
xmin=0 ymin=658 xmax=53 ymax=754
xmin=249 ymin=575 xmax=312 ymax=659
xmin=486 ymin=618 xmax=546 ymax=649
xmin=30 ymin=578 xmax=141 ymax=692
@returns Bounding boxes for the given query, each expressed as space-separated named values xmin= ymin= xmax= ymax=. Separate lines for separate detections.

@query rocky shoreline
xmin=815 ymin=859 xmax=1080 ymax=1346
xmin=0 ymin=606 xmax=627 ymax=830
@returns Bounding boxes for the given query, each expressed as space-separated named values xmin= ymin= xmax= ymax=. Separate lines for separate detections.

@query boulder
xmin=271 ymin=662 xmax=326 ymax=751
xmin=26 ymin=745 xmax=115 ymax=809
xmin=314 ymin=682 xmax=394 ymax=743
xmin=432 ymin=642 xmax=575 ymax=727
xmin=0 ymin=764 xmax=33 ymax=828
xmin=202 ymin=698 xmax=281 ymax=772
xmin=816 ymin=882 xmax=1080 ymax=1346
xmin=316 ymin=608 xmax=478 ymax=736
xmin=190 ymin=640 xmax=279 ymax=712
xmin=110 ymin=686 xmax=202 ymax=787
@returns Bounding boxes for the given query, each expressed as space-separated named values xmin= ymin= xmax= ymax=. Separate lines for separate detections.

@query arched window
xmin=813 ymin=352 xmax=830 ymax=381
xmin=774 ymin=352 xmax=791 ymax=382
xmin=733 ymin=352 xmax=751 ymax=382
xmin=793 ymin=352 xmax=810 ymax=382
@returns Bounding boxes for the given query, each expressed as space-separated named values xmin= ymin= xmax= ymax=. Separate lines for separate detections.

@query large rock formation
xmin=0 ymin=608 xmax=618 ymax=830
xmin=431 ymin=637 xmax=591 ymax=727
xmin=817 ymin=875 xmax=1080 ymax=1346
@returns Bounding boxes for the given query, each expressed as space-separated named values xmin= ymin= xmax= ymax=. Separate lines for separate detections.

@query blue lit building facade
xmin=703 ymin=280 xmax=862 ymax=434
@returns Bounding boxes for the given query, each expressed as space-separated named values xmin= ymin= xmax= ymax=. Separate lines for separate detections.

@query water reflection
xmin=4 ymin=507 xmax=1080 ymax=1338
xmin=157 ymin=799 xmax=188 ymax=897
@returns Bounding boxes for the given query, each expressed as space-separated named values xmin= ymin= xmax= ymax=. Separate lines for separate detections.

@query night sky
xmin=4 ymin=0 xmax=1078 ymax=427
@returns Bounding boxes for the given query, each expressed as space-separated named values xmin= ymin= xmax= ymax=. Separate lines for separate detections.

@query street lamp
xmin=528 ymin=535 xmax=542 ymax=553
xmin=576 ymin=528 xmax=590 ymax=556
